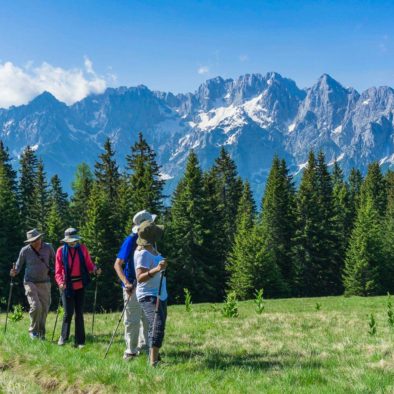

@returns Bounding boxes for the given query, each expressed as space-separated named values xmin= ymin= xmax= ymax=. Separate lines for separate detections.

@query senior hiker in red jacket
xmin=55 ymin=228 xmax=101 ymax=348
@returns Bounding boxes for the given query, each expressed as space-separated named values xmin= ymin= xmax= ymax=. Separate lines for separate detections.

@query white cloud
xmin=0 ymin=57 xmax=110 ymax=108
xmin=197 ymin=66 xmax=209 ymax=75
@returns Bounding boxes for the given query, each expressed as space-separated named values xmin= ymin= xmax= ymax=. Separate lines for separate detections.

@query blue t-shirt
xmin=117 ymin=233 xmax=138 ymax=287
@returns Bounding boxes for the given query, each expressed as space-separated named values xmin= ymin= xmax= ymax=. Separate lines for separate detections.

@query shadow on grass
xmin=164 ymin=347 xmax=323 ymax=371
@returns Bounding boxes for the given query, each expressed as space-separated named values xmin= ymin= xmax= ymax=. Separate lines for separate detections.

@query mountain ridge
xmin=1 ymin=72 xmax=393 ymax=202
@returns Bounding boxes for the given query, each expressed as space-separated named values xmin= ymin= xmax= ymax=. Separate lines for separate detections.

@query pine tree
xmin=0 ymin=144 xmax=23 ymax=305
xmin=70 ymin=163 xmax=94 ymax=230
xmin=165 ymin=151 xmax=216 ymax=302
xmin=258 ymin=156 xmax=296 ymax=295
xmin=361 ymin=162 xmax=387 ymax=217
xmin=18 ymin=146 xmax=38 ymax=230
xmin=343 ymin=197 xmax=384 ymax=296
xmin=126 ymin=132 xmax=164 ymax=219
xmin=31 ymin=159 xmax=49 ymax=233
xmin=46 ymin=175 xmax=69 ymax=249
xmin=227 ymin=181 xmax=257 ymax=299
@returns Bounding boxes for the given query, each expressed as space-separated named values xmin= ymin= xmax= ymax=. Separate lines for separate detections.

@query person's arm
xmin=114 ymin=258 xmax=133 ymax=288
xmin=81 ymin=244 xmax=97 ymax=273
xmin=55 ymin=247 xmax=66 ymax=289
xmin=136 ymin=259 xmax=167 ymax=283
xmin=11 ymin=249 xmax=25 ymax=276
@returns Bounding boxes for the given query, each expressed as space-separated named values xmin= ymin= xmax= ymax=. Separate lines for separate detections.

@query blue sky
xmin=0 ymin=0 xmax=393 ymax=106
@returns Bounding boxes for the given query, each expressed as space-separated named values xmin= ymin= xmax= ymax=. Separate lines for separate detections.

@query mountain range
xmin=1 ymin=72 xmax=393 ymax=203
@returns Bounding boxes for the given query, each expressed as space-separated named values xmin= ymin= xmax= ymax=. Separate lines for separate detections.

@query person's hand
xmin=124 ymin=281 xmax=133 ymax=292
xmin=59 ymin=283 xmax=66 ymax=290
xmin=10 ymin=268 xmax=17 ymax=277
xmin=95 ymin=268 xmax=102 ymax=276
xmin=157 ymin=259 xmax=167 ymax=272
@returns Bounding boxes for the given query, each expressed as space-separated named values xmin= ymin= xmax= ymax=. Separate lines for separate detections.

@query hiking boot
xmin=57 ymin=337 xmax=66 ymax=346
xmin=29 ymin=332 xmax=39 ymax=340
xmin=123 ymin=352 xmax=138 ymax=361
xmin=77 ymin=344 xmax=85 ymax=349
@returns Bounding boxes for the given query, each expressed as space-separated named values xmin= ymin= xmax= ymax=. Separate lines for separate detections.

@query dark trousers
xmin=61 ymin=288 xmax=86 ymax=345
xmin=139 ymin=296 xmax=167 ymax=348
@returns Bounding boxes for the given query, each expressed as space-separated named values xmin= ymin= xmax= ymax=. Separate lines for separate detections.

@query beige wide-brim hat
xmin=24 ymin=228 xmax=44 ymax=243
xmin=136 ymin=221 xmax=164 ymax=246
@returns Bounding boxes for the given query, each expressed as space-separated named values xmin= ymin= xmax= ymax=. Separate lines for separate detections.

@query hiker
xmin=113 ymin=210 xmax=153 ymax=360
xmin=134 ymin=221 xmax=168 ymax=367
xmin=10 ymin=229 xmax=55 ymax=340
xmin=55 ymin=228 xmax=100 ymax=348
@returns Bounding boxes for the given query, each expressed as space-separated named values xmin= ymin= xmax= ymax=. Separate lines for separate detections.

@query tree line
xmin=0 ymin=134 xmax=393 ymax=311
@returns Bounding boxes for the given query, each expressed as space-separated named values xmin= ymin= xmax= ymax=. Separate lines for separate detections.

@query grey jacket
xmin=16 ymin=243 xmax=55 ymax=283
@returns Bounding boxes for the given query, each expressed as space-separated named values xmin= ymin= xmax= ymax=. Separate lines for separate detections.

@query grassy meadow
xmin=1 ymin=296 xmax=394 ymax=393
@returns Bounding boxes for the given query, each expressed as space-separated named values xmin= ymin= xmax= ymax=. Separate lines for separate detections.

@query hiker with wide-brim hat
xmin=10 ymin=228 xmax=55 ymax=340
xmin=54 ymin=228 xmax=101 ymax=348
xmin=113 ymin=210 xmax=155 ymax=360
xmin=134 ymin=220 xmax=168 ymax=366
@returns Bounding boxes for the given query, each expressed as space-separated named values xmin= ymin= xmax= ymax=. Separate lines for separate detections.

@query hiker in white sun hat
xmin=113 ymin=209 xmax=157 ymax=360
xmin=132 ymin=210 xmax=157 ymax=234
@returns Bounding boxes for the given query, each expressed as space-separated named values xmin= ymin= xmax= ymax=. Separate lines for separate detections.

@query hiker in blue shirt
xmin=114 ymin=210 xmax=156 ymax=360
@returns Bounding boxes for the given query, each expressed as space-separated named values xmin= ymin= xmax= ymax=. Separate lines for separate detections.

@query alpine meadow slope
xmin=1 ymin=72 xmax=394 ymax=201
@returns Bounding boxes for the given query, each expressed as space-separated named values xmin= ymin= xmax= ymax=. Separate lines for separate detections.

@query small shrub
xmin=387 ymin=293 xmax=394 ymax=327
xmin=315 ymin=302 xmax=321 ymax=311
xmin=368 ymin=313 xmax=377 ymax=336
xmin=222 ymin=292 xmax=238 ymax=318
xmin=9 ymin=304 xmax=24 ymax=322
xmin=254 ymin=289 xmax=265 ymax=314
xmin=184 ymin=288 xmax=192 ymax=313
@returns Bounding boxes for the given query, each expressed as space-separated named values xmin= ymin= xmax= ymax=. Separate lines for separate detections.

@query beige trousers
xmin=123 ymin=288 xmax=148 ymax=355
xmin=24 ymin=282 xmax=51 ymax=337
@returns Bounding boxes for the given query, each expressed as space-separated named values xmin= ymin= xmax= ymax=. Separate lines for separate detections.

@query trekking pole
xmin=51 ymin=290 xmax=62 ymax=342
xmin=4 ymin=263 xmax=16 ymax=334
xmin=104 ymin=292 xmax=132 ymax=359
xmin=152 ymin=269 xmax=166 ymax=341
xmin=91 ymin=272 xmax=99 ymax=336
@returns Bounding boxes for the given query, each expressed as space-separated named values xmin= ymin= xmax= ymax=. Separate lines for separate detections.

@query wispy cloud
xmin=379 ymin=34 xmax=389 ymax=53
xmin=197 ymin=66 xmax=209 ymax=75
xmin=239 ymin=54 xmax=249 ymax=62
xmin=0 ymin=57 xmax=110 ymax=108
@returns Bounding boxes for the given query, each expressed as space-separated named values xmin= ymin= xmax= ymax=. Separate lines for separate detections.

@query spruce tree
xmin=70 ymin=163 xmax=94 ymax=230
xmin=126 ymin=132 xmax=164 ymax=219
xmin=165 ymin=151 xmax=216 ymax=302
xmin=227 ymin=181 xmax=257 ymax=299
xmin=46 ymin=175 xmax=69 ymax=249
xmin=31 ymin=159 xmax=49 ymax=233
xmin=0 ymin=145 xmax=23 ymax=305
xmin=361 ymin=162 xmax=387 ymax=217
xmin=258 ymin=156 xmax=296 ymax=295
xmin=18 ymin=146 xmax=38 ymax=230
xmin=81 ymin=182 xmax=121 ymax=310
xmin=343 ymin=197 xmax=384 ymax=296
xmin=94 ymin=138 xmax=120 ymax=204
xmin=348 ymin=168 xmax=363 ymax=228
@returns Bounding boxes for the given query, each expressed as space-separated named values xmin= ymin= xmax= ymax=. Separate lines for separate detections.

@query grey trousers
xmin=24 ymin=282 xmax=51 ymax=336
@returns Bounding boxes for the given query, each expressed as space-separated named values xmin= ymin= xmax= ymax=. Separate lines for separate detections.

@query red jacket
xmin=55 ymin=244 xmax=96 ymax=290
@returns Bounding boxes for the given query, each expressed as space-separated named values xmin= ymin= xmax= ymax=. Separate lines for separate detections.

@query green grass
xmin=1 ymin=296 xmax=394 ymax=393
